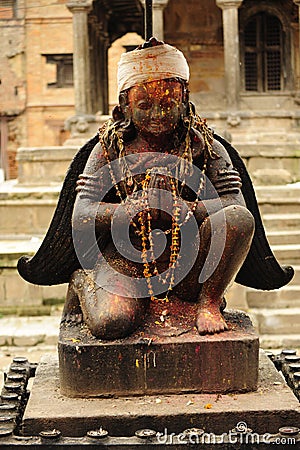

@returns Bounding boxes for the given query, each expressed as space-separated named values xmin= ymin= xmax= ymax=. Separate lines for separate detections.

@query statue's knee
xmin=86 ymin=304 xmax=138 ymax=340
xmin=83 ymin=290 xmax=146 ymax=340
xmin=224 ymin=205 xmax=255 ymax=237
xmin=85 ymin=316 xmax=105 ymax=339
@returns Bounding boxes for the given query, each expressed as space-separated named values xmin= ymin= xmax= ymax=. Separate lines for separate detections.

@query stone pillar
xmin=293 ymin=1 xmax=300 ymax=97
xmin=64 ymin=0 xmax=100 ymax=145
xmin=139 ymin=0 xmax=169 ymax=40
xmin=95 ymin=33 xmax=109 ymax=115
xmin=216 ymin=0 xmax=243 ymax=111
xmin=153 ymin=0 xmax=169 ymax=40
xmin=66 ymin=0 xmax=92 ymax=116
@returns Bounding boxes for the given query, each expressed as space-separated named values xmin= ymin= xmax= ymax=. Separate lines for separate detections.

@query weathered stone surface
xmin=247 ymin=286 xmax=300 ymax=309
xmin=13 ymin=335 xmax=44 ymax=347
xmin=59 ymin=308 xmax=259 ymax=397
xmin=22 ymin=351 xmax=300 ymax=437
xmin=0 ymin=316 xmax=60 ymax=347
xmin=251 ymin=168 xmax=293 ymax=186
xmin=252 ymin=308 xmax=300 ymax=335
xmin=17 ymin=147 xmax=78 ymax=185
xmin=258 ymin=199 xmax=300 ymax=216
xmin=262 ymin=213 xmax=300 ymax=231
xmin=0 ymin=266 xmax=66 ymax=309
xmin=0 ymin=238 xmax=67 ymax=308
xmin=0 ymin=200 xmax=57 ymax=234
xmin=272 ymin=244 xmax=300 ymax=265
xmin=0 ymin=336 xmax=12 ymax=346
xmin=0 ymin=268 xmax=43 ymax=307
xmin=267 ymin=230 xmax=300 ymax=246
xmin=260 ymin=333 xmax=300 ymax=349
xmin=226 ymin=282 xmax=248 ymax=310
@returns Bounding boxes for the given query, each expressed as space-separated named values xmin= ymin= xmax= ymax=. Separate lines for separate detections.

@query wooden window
xmin=244 ymin=12 xmax=283 ymax=92
xmin=44 ymin=54 xmax=74 ymax=88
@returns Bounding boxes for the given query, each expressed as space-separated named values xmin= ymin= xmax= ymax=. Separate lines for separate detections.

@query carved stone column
xmin=64 ymin=0 xmax=99 ymax=145
xmin=294 ymin=1 xmax=300 ymax=18
xmin=153 ymin=0 xmax=169 ymax=40
xmin=216 ymin=0 xmax=243 ymax=112
xmin=99 ymin=34 xmax=110 ymax=115
xmin=66 ymin=0 xmax=93 ymax=116
xmin=293 ymin=1 xmax=300 ymax=99
xmin=139 ymin=0 xmax=169 ymax=40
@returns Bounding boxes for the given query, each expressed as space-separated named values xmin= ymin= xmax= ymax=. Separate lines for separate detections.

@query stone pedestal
xmin=59 ymin=305 xmax=259 ymax=398
xmin=22 ymin=351 xmax=300 ymax=437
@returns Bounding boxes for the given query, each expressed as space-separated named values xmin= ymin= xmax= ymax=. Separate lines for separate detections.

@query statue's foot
xmin=196 ymin=306 xmax=228 ymax=335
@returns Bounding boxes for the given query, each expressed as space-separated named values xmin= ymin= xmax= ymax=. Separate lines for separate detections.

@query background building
xmin=1 ymin=0 xmax=300 ymax=182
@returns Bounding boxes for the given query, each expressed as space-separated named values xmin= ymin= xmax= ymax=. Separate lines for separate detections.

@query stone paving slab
xmin=0 ymin=316 xmax=60 ymax=346
xmin=260 ymin=334 xmax=300 ymax=349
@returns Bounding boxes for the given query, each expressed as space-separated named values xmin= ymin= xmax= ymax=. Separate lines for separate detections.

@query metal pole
xmin=145 ymin=0 xmax=153 ymax=40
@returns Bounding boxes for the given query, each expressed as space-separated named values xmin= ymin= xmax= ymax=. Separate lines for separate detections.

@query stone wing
xmin=17 ymin=135 xmax=99 ymax=285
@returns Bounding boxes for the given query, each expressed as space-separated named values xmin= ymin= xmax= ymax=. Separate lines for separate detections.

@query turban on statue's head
xmin=117 ymin=43 xmax=190 ymax=94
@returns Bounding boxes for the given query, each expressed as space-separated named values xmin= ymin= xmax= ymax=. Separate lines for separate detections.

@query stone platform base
xmin=22 ymin=351 xmax=300 ymax=437
xmin=58 ymin=308 xmax=259 ymax=397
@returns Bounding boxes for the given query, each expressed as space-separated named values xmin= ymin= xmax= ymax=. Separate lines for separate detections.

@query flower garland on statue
xmin=98 ymin=103 xmax=217 ymax=302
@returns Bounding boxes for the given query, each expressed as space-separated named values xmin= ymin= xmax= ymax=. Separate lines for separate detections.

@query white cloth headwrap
xmin=117 ymin=44 xmax=190 ymax=94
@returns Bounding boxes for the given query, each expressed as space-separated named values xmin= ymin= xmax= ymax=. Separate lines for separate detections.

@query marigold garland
xmin=98 ymin=106 xmax=216 ymax=302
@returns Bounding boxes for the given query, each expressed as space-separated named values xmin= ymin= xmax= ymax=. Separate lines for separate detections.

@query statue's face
xmin=127 ymin=80 xmax=183 ymax=137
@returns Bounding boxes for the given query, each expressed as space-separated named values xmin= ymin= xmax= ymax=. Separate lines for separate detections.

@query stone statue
xmin=17 ymin=38 xmax=293 ymax=341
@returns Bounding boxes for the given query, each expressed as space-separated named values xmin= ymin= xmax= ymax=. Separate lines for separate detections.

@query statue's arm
xmin=72 ymin=142 xmax=119 ymax=234
xmin=192 ymin=139 xmax=246 ymax=224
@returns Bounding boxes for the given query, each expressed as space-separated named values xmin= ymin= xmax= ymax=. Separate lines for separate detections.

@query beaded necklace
xmin=98 ymin=108 xmax=216 ymax=302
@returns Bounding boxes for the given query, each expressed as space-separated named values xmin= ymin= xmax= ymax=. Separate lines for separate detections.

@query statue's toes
xmin=196 ymin=310 xmax=228 ymax=335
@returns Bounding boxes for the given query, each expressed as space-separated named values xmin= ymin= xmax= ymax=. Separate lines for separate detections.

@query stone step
xmin=0 ymin=180 xmax=60 ymax=235
xmin=0 ymin=316 xmax=60 ymax=346
xmin=0 ymin=199 xmax=57 ymax=235
xmin=267 ymin=230 xmax=300 ymax=246
xmin=17 ymin=146 xmax=77 ymax=185
xmin=255 ymin=183 xmax=300 ymax=199
xmin=258 ymin=198 xmax=300 ymax=215
xmin=262 ymin=213 xmax=300 ymax=231
xmin=0 ymin=238 xmax=67 ymax=310
xmin=255 ymin=183 xmax=300 ymax=214
xmin=291 ymin=265 xmax=300 ymax=284
xmin=259 ymin=334 xmax=300 ymax=349
xmin=0 ymin=179 xmax=61 ymax=199
xmin=247 ymin=285 xmax=300 ymax=309
xmin=236 ymin=145 xmax=300 ymax=185
xmin=271 ymin=243 xmax=300 ymax=264
xmin=238 ymin=142 xmax=300 ymax=158
xmin=0 ymin=237 xmax=40 ymax=253
xmin=249 ymin=308 xmax=300 ymax=335
xmin=233 ymin=130 xmax=300 ymax=146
